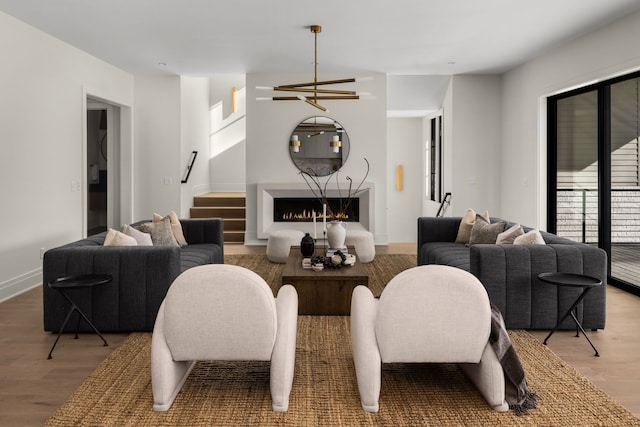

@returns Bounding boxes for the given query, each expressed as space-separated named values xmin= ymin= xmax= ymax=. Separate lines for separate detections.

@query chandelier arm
xmin=272 ymin=96 xmax=305 ymax=100
xmin=304 ymin=98 xmax=327 ymax=112
xmin=271 ymin=95 xmax=359 ymax=101
xmin=273 ymin=87 xmax=357 ymax=95
xmin=313 ymin=95 xmax=359 ymax=100
xmin=277 ymin=78 xmax=357 ymax=88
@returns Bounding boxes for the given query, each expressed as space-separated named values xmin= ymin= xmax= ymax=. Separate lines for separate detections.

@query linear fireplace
xmin=257 ymin=182 xmax=375 ymax=239
xmin=273 ymin=198 xmax=359 ymax=222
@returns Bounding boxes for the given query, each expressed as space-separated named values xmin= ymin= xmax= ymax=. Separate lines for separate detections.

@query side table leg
xmin=47 ymin=306 xmax=76 ymax=359
xmin=73 ymin=305 xmax=109 ymax=347
xmin=570 ymin=311 xmax=600 ymax=357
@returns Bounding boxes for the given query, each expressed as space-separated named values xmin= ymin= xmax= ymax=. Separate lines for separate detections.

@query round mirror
xmin=289 ymin=116 xmax=350 ymax=176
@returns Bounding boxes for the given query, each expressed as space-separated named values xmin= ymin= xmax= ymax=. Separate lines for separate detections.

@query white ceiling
xmin=2 ymin=0 xmax=640 ymax=77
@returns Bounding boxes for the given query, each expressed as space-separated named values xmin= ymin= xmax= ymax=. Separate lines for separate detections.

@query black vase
xmin=300 ymin=233 xmax=315 ymax=257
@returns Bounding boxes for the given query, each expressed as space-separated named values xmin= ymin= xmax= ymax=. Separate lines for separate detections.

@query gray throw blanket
xmin=489 ymin=304 xmax=538 ymax=415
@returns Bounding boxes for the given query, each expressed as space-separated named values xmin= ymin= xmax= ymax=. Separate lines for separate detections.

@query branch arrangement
xmin=299 ymin=158 xmax=370 ymax=220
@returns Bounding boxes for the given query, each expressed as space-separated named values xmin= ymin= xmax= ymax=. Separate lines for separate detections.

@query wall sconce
xmin=290 ymin=135 xmax=301 ymax=153
xmin=396 ymin=165 xmax=403 ymax=192
xmin=231 ymin=86 xmax=238 ymax=113
xmin=330 ymin=135 xmax=341 ymax=153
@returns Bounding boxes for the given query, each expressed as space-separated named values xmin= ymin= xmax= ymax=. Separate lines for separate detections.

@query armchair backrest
xmin=163 ymin=264 xmax=277 ymax=361
xmin=375 ymin=265 xmax=491 ymax=363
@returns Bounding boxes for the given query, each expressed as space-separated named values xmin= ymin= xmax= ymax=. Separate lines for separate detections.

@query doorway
xmin=86 ymin=108 xmax=107 ymax=235
xmin=86 ymin=99 xmax=121 ymax=236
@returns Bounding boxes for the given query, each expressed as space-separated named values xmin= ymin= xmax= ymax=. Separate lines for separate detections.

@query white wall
xmin=133 ymin=76 xmax=182 ymax=219
xmin=0 ymin=11 xmax=134 ymax=301
xmin=501 ymin=10 xmax=640 ymax=229
xmin=387 ymin=75 xmax=451 ymax=116
xmin=209 ymin=75 xmax=246 ymax=192
xmin=443 ymin=75 xmax=502 ymax=216
xmin=246 ymin=72 xmax=387 ymax=244
xmin=386 ymin=118 xmax=424 ymax=242
xmin=180 ymin=76 xmax=211 ymax=217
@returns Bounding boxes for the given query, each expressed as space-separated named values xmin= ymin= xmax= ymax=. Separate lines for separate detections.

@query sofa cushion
xmin=420 ymin=242 xmax=470 ymax=272
xmin=180 ymin=244 xmax=223 ymax=272
xmin=455 ymin=209 xmax=489 ymax=244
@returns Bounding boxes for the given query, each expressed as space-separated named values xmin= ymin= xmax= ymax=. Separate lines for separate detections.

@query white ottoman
xmin=345 ymin=230 xmax=375 ymax=263
xmin=267 ymin=230 xmax=305 ymax=263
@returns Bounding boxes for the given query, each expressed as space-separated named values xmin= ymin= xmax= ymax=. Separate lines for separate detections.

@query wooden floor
xmin=1 ymin=243 xmax=639 ymax=426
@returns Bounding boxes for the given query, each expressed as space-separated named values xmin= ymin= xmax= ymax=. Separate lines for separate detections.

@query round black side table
xmin=47 ymin=274 xmax=112 ymax=359
xmin=538 ymin=272 xmax=602 ymax=357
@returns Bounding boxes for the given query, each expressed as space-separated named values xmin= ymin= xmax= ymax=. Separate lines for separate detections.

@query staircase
xmin=190 ymin=192 xmax=246 ymax=244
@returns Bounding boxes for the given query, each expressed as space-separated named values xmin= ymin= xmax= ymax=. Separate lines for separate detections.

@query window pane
xmin=555 ymin=91 xmax=599 ymax=243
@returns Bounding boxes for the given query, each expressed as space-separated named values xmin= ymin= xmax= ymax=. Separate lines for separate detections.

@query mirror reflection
xmin=289 ymin=116 xmax=350 ymax=176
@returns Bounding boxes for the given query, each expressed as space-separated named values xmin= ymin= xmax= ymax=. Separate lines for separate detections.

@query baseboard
xmin=0 ymin=268 xmax=42 ymax=303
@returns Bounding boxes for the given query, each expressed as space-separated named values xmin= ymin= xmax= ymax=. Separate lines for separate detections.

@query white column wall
xmin=133 ymin=76 xmax=182 ymax=220
xmin=386 ymin=118 xmax=424 ymax=242
xmin=245 ymin=72 xmax=387 ymax=245
xmin=443 ymin=75 xmax=502 ymax=217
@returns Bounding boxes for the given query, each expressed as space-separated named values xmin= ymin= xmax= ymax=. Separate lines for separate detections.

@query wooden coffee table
xmin=280 ymin=248 xmax=369 ymax=315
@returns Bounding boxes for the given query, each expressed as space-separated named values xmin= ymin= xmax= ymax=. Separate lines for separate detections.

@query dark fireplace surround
xmin=273 ymin=197 xmax=359 ymax=222
xmin=257 ymin=183 xmax=374 ymax=239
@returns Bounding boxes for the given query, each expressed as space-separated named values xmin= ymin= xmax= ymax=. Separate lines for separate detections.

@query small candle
xmin=313 ymin=211 xmax=317 ymax=239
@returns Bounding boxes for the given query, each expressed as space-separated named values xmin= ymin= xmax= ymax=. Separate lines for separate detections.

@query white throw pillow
xmin=104 ymin=228 xmax=138 ymax=246
xmin=122 ymin=224 xmax=153 ymax=246
xmin=496 ymin=223 xmax=525 ymax=244
xmin=513 ymin=229 xmax=546 ymax=245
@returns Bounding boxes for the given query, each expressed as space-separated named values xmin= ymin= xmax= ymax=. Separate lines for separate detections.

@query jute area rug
xmin=44 ymin=255 xmax=640 ymax=426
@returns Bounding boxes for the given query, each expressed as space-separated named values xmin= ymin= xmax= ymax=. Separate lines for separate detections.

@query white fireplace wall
xmin=245 ymin=72 xmax=387 ymax=245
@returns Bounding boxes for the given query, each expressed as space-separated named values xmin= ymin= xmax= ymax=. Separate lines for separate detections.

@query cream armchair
xmin=351 ymin=264 xmax=508 ymax=412
xmin=151 ymin=264 xmax=298 ymax=412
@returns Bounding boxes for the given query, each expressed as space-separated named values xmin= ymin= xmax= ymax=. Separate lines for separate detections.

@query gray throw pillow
xmin=136 ymin=217 xmax=179 ymax=247
xmin=469 ymin=215 xmax=506 ymax=245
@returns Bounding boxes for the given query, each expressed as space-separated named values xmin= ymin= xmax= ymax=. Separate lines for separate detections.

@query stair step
xmin=194 ymin=192 xmax=246 ymax=207
xmin=224 ymin=231 xmax=245 ymax=243
xmin=190 ymin=206 xmax=246 ymax=219
xmin=223 ymin=218 xmax=246 ymax=231
xmin=191 ymin=192 xmax=246 ymax=244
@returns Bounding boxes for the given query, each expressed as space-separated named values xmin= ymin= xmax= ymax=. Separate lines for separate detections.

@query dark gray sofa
xmin=43 ymin=218 xmax=224 ymax=333
xmin=417 ymin=216 xmax=606 ymax=330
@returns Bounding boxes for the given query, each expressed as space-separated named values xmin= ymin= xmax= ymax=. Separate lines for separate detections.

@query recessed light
xmin=447 ymin=61 xmax=456 ymax=65
xmin=158 ymin=62 xmax=167 ymax=66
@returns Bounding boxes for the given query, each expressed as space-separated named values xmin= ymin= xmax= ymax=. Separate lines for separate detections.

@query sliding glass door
xmin=548 ymin=72 xmax=640 ymax=294
xmin=609 ymin=78 xmax=640 ymax=286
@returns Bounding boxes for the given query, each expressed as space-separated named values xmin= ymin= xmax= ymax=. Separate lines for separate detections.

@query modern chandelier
xmin=257 ymin=25 xmax=372 ymax=112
